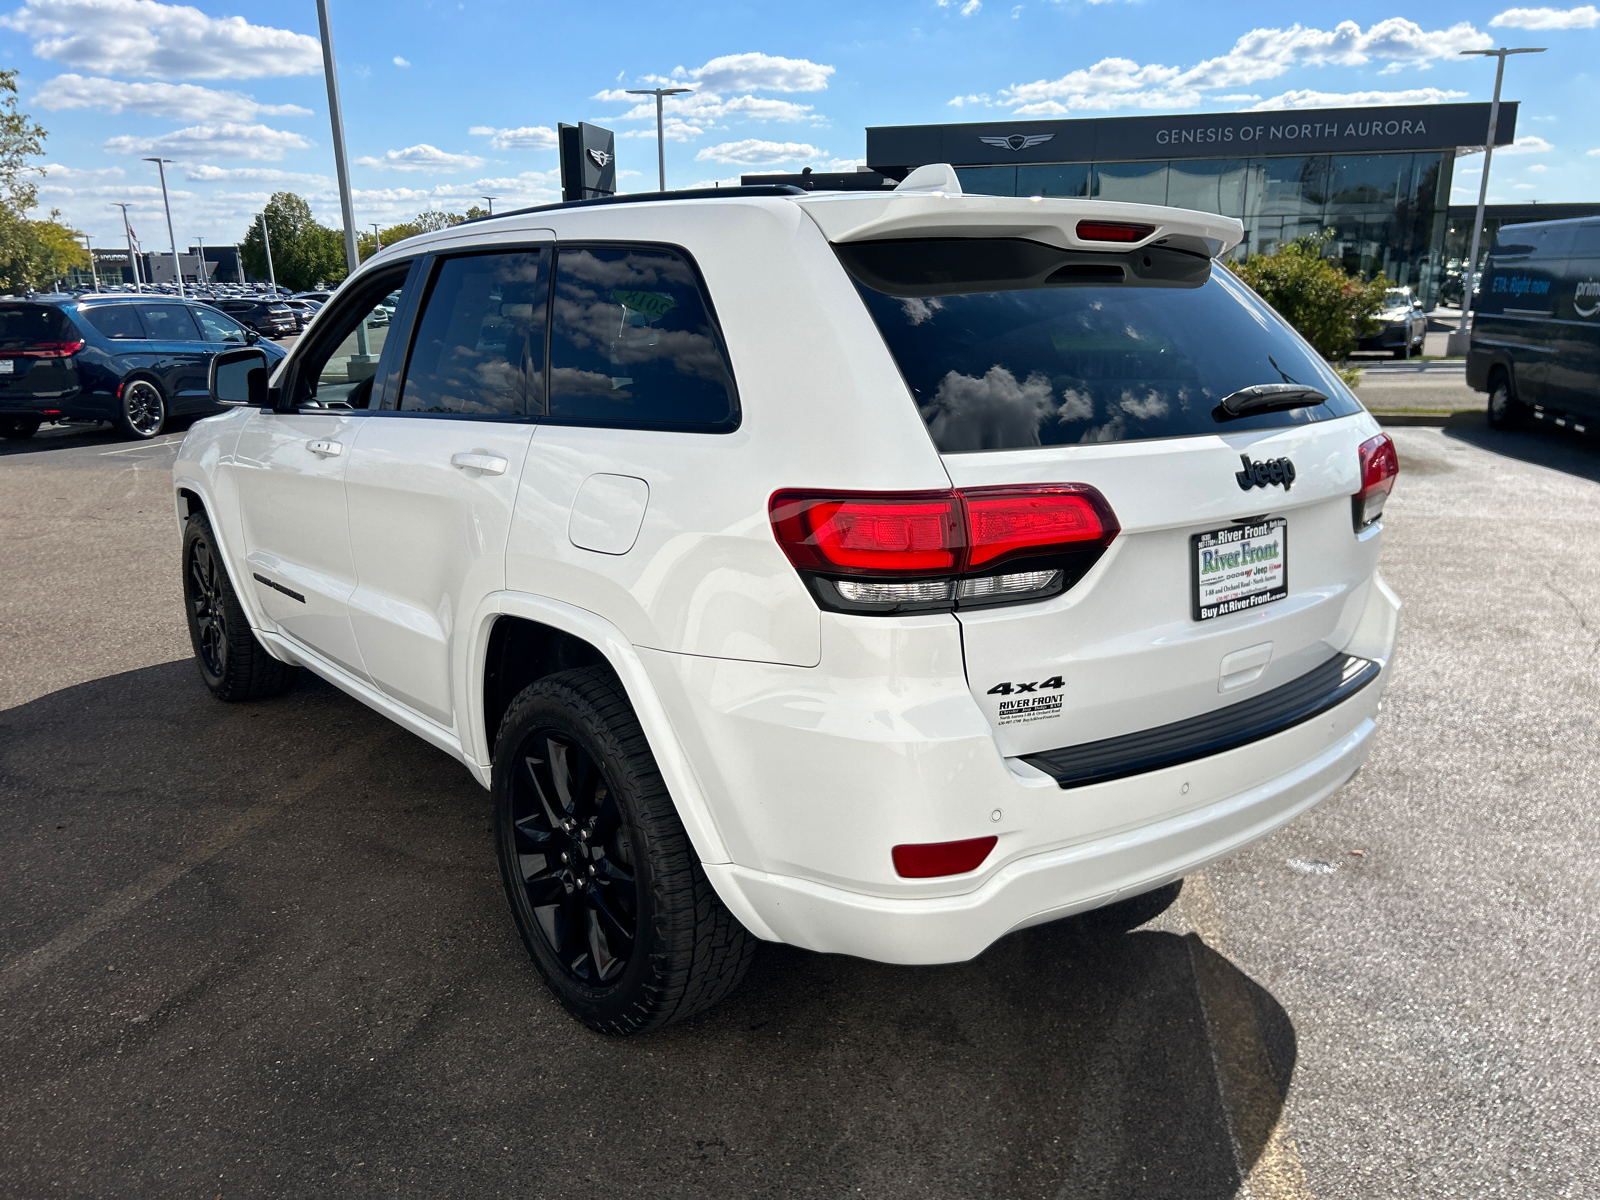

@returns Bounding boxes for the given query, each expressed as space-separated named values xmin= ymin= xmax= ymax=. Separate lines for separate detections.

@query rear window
xmin=839 ymin=238 xmax=1363 ymax=452
xmin=0 ymin=304 xmax=74 ymax=351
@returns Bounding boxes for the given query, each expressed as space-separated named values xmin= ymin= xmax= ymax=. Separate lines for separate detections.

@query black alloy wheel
xmin=1486 ymin=370 xmax=1526 ymax=431
xmin=187 ymin=529 xmax=229 ymax=681
xmin=180 ymin=511 xmax=299 ymax=701
xmin=0 ymin=415 xmax=41 ymax=439
xmin=119 ymin=379 xmax=165 ymax=438
xmin=506 ymin=729 xmax=641 ymax=986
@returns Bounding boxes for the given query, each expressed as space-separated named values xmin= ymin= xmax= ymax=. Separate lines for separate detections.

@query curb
xmin=1372 ymin=410 xmax=1484 ymax=428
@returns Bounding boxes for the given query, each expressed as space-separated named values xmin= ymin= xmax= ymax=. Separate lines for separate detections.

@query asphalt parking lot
xmin=2 ymin=413 xmax=1597 ymax=1198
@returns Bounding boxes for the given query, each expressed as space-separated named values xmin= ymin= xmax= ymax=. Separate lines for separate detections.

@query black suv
xmin=0 ymin=295 xmax=288 ymax=439
xmin=207 ymin=297 xmax=298 ymax=337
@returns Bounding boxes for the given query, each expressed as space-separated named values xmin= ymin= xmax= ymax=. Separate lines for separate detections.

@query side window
xmin=547 ymin=245 xmax=738 ymax=431
xmin=81 ymin=304 xmax=146 ymax=340
xmin=140 ymin=303 xmax=201 ymax=340
xmin=194 ymin=306 xmax=249 ymax=343
xmin=395 ymin=250 xmax=544 ymax=417
xmin=291 ymin=263 xmax=414 ymax=408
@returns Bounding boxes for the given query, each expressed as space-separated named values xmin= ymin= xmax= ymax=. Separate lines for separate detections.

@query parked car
xmin=1357 ymin=287 xmax=1428 ymax=358
xmin=174 ymin=172 xmax=1400 ymax=1034
xmin=208 ymin=297 xmax=298 ymax=338
xmin=0 ymin=295 xmax=286 ymax=439
xmin=1467 ymin=216 xmax=1600 ymax=433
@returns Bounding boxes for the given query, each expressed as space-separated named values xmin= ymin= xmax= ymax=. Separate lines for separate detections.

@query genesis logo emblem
xmin=978 ymin=133 xmax=1055 ymax=152
xmin=1235 ymin=454 xmax=1296 ymax=492
xmin=587 ymin=148 xmax=613 ymax=168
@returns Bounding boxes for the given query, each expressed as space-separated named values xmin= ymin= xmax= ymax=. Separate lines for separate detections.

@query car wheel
xmin=0 ymin=416 xmax=41 ymax=439
xmin=493 ymin=666 xmax=755 ymax=1035
xmin=117 ymin=378 xmax=166 ymax=439
xmin=182 ymin=511 xmax=299 ymax=701
xmin=1486 ymin=369 xmax=1526 ymax=431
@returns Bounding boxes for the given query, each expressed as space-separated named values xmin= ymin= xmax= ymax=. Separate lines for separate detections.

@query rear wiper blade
xmin=1215 ymin=383 xmax=1328 ymax=420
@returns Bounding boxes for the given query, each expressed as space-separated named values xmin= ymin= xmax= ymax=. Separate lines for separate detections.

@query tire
xmin=0 ymin=416 xmax=40 ymax=439
xmin=117 ymin=378 xmax=166 ymax=439
xmin=181 ymin=511 xmax=299 ymax=701
xmin=1486 ymin=368 xmax=1526 ymax=431
xmin=493 ymin=667 xmax=755 ymax=1035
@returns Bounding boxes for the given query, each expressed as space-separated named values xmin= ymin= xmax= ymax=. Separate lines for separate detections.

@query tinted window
xmin=0 ymin=304 xmax=73 ymax=350
xmin=141 ymin=304 xmax=200 ymax=340
xmin=193 ymin=306 xmax=249 ymax=343
xmin=293 ymin=262 xmax=412 ymax=408
xmin=840 ymin=238 xmax=1362 ymax=452
xmin=81 ymin=304 xmax=146 ymax=340
xmin=397 ymin=250 xmax=544 ymax=417
xmin=547 ymin=245 xmax=737 ymax=430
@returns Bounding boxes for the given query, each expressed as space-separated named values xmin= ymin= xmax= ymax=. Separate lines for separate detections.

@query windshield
xmin=839 ymin=238 xmax=1363 ymax=453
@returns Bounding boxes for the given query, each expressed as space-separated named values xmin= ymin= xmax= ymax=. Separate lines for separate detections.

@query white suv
xmin=174 ymin=167 xmax=1400 ymax=1035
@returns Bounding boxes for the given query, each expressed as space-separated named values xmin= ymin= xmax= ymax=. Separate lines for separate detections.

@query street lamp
xmin=195 ymin=234 xmax=209 ymax=286
xmin=1450 ymin=45 xmax=1545 ymax=353
xmin=111 ymin=202 xmax=141 ymax=291
xmin=625 ymin=86 xmax=691 ymax=191
xmin=79 ymin=232 xmax=99 ymax=292
xmin=480 ymin=194 xmax=498 ymax=216
xmin=259 ymin=212 xmax=278 ymax=291
xmin=369 ymin=221 xmax=382 ymax=254
xmin=143 ymin=156 xmax=183 ymax=297
xmin=316 ymin=0 xmax=369 ymax=361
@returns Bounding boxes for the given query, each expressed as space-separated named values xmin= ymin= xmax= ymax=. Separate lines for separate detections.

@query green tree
xmin=241 ymin=192 xmax=348 ymax=290
xmin=0 ymin=68 xmax=85 ymax=294
xmin=356 ymin=210 xmax=473 ymax=261
xmin=1232 ymin=230 xmax=1389 ymax=364
xmin=16 ymin=212 xmax=87 ymax=289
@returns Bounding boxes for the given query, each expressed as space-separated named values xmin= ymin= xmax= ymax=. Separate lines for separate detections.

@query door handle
xmin=451 ymin=452 xmax=508 ymax=476
xmin=307 ymin=439 xmax=343 ymax=457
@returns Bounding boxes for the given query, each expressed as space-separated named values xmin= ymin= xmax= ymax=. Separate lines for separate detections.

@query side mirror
xmin=211 ymin=346 xmax=270 ymax=407
xmin=244 ymin=328 xmax=260 ymax=344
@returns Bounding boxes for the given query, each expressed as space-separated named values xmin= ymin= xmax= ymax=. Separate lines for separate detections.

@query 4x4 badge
xmin=1236 ymin=454 xmax=1295 ymax=491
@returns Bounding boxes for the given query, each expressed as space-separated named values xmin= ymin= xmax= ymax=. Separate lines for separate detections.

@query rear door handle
xmin=451 ymin=452 xmax=508 ymax=476
xmin=307 ymin=439 xmax=343 ymax=457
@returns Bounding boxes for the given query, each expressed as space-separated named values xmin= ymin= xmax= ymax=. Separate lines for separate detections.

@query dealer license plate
xmin=1191 ymin=518 xmax=1288 ymax=622
xmin=0 ymin=359 xmax=14 ymax=374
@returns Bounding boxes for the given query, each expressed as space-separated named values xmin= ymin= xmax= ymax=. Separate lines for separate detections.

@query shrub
xmin=1232 ymin=230 xmax=1390 ymax=364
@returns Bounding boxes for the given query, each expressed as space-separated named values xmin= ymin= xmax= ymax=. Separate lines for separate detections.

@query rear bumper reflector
xmin=1022 ymin=653 xmax=1381 ymax=789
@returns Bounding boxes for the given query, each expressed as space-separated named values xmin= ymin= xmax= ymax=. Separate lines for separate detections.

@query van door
xmin=1549 ymin=222 xmax=1600 ymax=421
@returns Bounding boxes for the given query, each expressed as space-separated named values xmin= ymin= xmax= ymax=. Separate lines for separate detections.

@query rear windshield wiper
xmin=1215 ymin=383 xmax=1328 ymax=420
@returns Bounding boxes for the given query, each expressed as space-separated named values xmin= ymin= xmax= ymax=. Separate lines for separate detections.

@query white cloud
xmin=1 ymin=0 xmax=323 ymax=79
xmin=36 ymin=162 xmax=124 ymax=183
xmin=468 ymin=125 xmax=558 ymax=151
xmin=393 ymin=56 xmax=411 ymax=67
xmin=1589 ymin=147 xmax=1600 ymax=156
xmin=1527 ymin=163 xmax=1549 ymax=171
xmin=104 ymin=122 xmax=311 ymax=161
xmin=355 ymin=144 xmax=486 ymax=172
xmin=34 ymin=74 xmax=311 ymax=122
xmin=693 ymin=139 xmax=825 ymax=166
xmin=1252 ymin=87 xmax=1469 ymax=109
xmin=949 ymin=93 xmax=993 ymax=107
xmin=180 ymin=164 xmax=333 ymax=185
xmin=687 ymin=52 xmax=833 ymax=93
xmin=1490 ymin=6 xmax=1599 ymax=29
xmin=998 ymin=19 xmax=1493 ymax=115
xmin=1215 ymin=93 xmax=1263 ymax=102
xmin=598 ymin=87 xmax=817 ymax=140
xmin=1514 ymin=182 xmax=1537 ymax=189
xmin=963 ymin=0 xmax=983 ymax=12
xmin=1496 ymin=134 xmax=1555 ymax=154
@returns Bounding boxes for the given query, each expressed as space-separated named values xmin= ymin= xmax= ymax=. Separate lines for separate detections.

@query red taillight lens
xmin=21 ymin=340 xmax=83 ymax=358
xmin=962 ymin=486 xmax=1118 ymax=570
xmin=768 ymin=492 xmax=961 ymax=574
xmin=1354 ymin=432 xmax=1398 ymax=529
xmin=892 ymin=836 xmax=998 ymax=878
xmin=1075 ymin=220 xmax=1156 ymax=243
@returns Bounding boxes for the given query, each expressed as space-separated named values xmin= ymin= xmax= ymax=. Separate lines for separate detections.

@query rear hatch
xmin=825 ymin=217 xmax=1383 ymax=761
xmin=0 ymin=303 xmax=82 ymax=399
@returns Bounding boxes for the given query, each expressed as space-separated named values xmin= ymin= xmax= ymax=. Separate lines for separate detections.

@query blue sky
xmin=3 ymin=0 xmax=1598 ymax=250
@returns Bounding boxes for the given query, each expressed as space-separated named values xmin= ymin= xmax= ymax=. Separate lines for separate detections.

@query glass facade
xmin=957 ymin=152 xmax=1452 ymax=307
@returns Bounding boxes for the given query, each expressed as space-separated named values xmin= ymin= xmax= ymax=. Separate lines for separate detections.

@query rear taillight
xmin=892 ymin=836 xmax=997 ymax=879
xmin=769 ymin=485 xmax=1119 ymax=613
xmin=19 ymin=340 xmax=83 ymax=358
xmin=1354 ymin=433 xmax=1398 ymax=531
xmin=1075 ymin=220 xmax=1156 ymax=243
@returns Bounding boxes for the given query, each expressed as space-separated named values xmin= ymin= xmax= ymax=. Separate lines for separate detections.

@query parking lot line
xmin=100 ymin=437 xmax=183 ymax=455
xmin=1182 ymin=872 xmax=1313 ymax=1200
xmin=0 ymin=733 xmax=389 ymax=1000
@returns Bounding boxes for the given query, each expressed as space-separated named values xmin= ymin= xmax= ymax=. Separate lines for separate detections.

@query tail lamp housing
xmin=16 ymin=340 xmax=84 ymax=358
xmin=769 ymin=484 xmax=1120 ymax=614
xmin=892 ymin=836 xmax=998 ymax=879
xmin=1353 ymin=432 xmax=1398 ymax=531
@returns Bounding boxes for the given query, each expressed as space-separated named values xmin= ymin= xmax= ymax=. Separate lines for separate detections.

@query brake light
xmin=770 ymin=493 xmax=960 ymax=574
xmin=892 ymin=836 xmax=997 ymax=878
xmin=18 ymin=340 xmax=83 ymax=358
xmin=1354 ymin=432 xmax=1398 ymax=530
xmin=1076 ymin=220 xmax=1156 ymax=244
xmin=963 ymin=486 xmax=1113 ymax=570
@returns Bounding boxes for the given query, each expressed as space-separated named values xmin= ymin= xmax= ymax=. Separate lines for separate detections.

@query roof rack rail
xmin=461 ymin=184 xmax=809 ymax=225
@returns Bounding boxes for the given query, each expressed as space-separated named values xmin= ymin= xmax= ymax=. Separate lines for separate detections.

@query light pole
xmin=1449 ymin=45 xmax=1545 ymax=353
xmin=112 ymin=203 xmax=141 ymax=291
xmin=369 ymin=221 xmax=382 ymax=256
xmin=316 ymin=0 xmax=369 ymax=360
xmin=143 ymin=156 xmax=183 ymax=297
xmin=259 ymin=212 xmax=278 ymax=291
xmin=625 ymin=86 xmax=691 ymax=191
xmin=195 ymin=234 xmax=209 ymax=286
xmin=79 ymin=232 xmax=99 ymax=291
xmin=480 ymin=194 xmax=498 ymax=216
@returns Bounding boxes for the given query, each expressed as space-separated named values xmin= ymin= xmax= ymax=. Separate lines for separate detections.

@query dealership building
xmin=851 ymin=102 xmax=1523 ymax=309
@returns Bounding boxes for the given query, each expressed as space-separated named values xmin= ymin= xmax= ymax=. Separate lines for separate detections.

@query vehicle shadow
xmin=0 ymin=660 xmax=1297 ymax=1199
xmin=0 ymin=420 xmax=123 ymax=456
xmin=1441 ymin=411 xmax=1600 ymax=484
